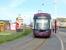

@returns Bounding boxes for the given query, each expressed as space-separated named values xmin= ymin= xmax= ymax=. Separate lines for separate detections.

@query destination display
xmin=37 ymin=16 xmax=48 ymax=19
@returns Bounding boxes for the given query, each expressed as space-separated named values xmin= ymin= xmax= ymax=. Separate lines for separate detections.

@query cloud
xmin=0 ymin=0 xmax=28 ymax=18
xmin=53 ymin=0 xmax=66 ymax=5
xmin=9 ymin=0 xmax=26 ymax=8
xmin=61 ymin=0 xmax=66 ymax=4
xmin=0 ymin=7 xmax=18 ymax=21
xmin=0 ymin=0 xmax=27 ymax=21
xmin=53 ymin=0 xmax=59 ymax=3
xmin=0 ymin=6 xmax=34 ymax=24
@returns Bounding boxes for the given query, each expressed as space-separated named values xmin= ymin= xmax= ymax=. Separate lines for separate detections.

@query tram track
xmin=11 ymin=37 xmax=48 ymax=50
xmin=34 ymin=39 xmax=48 ymax=50
xmin=18 ymin=38 xmax=48 ymax=50
xmin=11 ymin=37 xmax=35 ymax=49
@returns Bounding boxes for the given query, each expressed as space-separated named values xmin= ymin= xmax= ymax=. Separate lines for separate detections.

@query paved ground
xmin=0 ymin=31 xmax=62 ymax=50
xmin=38 ymin=34 xmax=61 ymax=50
xmin=57 ymin=28 xmax=66 ymax=50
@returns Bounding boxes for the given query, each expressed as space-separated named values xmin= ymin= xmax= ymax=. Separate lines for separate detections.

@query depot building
xmin=0 ymin=20 xmax=10 ymax=32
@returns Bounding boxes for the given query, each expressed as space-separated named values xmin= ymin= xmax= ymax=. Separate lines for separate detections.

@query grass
xmin=0 ymin=31 xmax=11 ymax=35
xmin=0 ymin=28 xmax=32 ymax=44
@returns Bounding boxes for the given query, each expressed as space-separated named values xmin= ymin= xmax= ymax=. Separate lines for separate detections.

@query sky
xmin=0 ymin=0 xmax=66 ymax=24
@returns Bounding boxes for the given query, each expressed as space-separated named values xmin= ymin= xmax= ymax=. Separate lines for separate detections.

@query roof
xmin=34 ymin=13 xmax=51 ymax=19
xmin=0 ymin=20 xmax=10 ymax=23
xmin=57 ymin=18 xmax=66 ymax=22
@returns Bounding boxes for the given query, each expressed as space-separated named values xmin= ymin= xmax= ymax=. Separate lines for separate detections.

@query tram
xmin=33 ymin=13 xmax=51 ymax=38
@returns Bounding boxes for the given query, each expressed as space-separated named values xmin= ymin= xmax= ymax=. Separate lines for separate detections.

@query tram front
xmin=33 ymin=13 xmax=51 ymax=38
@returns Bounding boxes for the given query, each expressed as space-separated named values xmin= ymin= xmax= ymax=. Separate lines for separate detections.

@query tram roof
xmin=34 ymin=13 xmax=51 ymax=19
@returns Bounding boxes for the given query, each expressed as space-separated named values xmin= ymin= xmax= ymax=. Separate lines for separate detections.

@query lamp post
xmin=54 ymin=0 xmax=57 ymax=33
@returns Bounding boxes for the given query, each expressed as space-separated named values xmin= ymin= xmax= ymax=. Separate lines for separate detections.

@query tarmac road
xmin=0 ymin=32 xmax=62 ymax=50
xmin=57 ymin=28 xmax=66 ymax=50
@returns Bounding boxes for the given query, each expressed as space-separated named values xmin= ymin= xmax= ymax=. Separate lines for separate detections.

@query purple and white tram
xmin=33 ymin=13 xmax=51 ymax=38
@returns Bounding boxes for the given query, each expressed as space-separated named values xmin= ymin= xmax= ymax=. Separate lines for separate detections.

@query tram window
xmin=35 ymin=19 xmax=50 ymax=30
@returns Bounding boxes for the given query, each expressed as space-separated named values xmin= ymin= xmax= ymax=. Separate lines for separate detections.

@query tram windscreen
xmin=35 ymin=19 xmax=50 ymax=30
